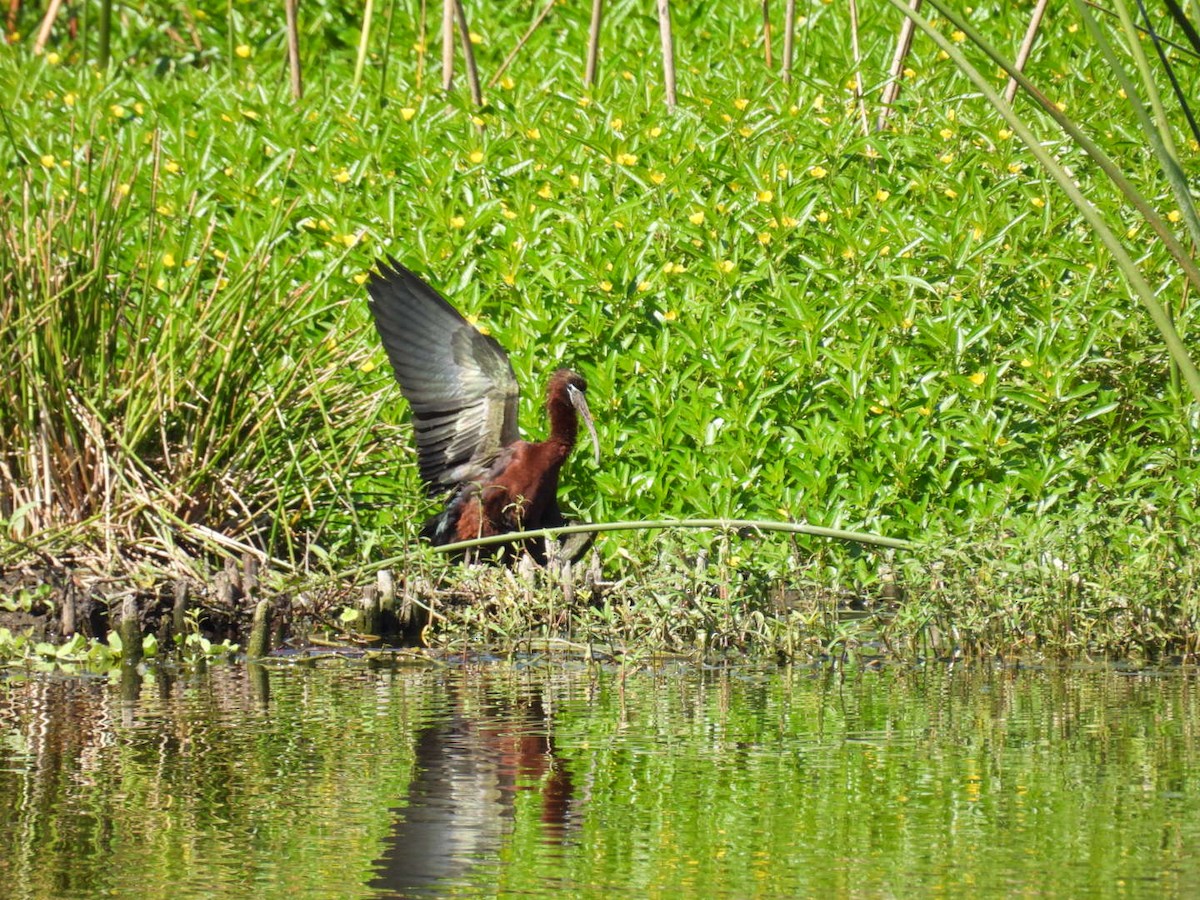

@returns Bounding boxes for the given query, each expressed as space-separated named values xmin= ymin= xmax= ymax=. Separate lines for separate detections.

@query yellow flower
xmin=599 ymin=280 xmax=613 ymax=292
xmin=781 ymin=216 xmax=798 ymax=228
xmin=526 ymin=127 xmax=541 ymax=140
xmin=162 ymin=252 xmax=176 ymax=268
xmin=757 ymin=232 xmax=771 ymax=245
xmin=968 ymin=371 xmax=986 ymax=386
xmin=1168 ymin=210 xmax=1183 ymax=223
xmin=756 ymin=189 xmax=774 ymax=203
xmin=359 ymin=358 xmax=377 ymax=372
xmin=353 ymin=272 xmax=369 ymax=285
xmin=903 ymin=67 xmax=916 ymax=79
xmin=718 ymin=260 xmax=735 ymax=274
xmin=449 ymin=215 xmax=466 ymax=229
xmin=650 ymin=172 xmax=666 ymax=185
xmin=901 ymin=318 xmax=914 ymax=330
xmin=63 ymin=92 xmax=77 ymax=107
xmin=1031 ymin=196 xmax=1045 ymax=209
xmin=110 ymin=104 xmax=128 ymax=118
xmin=468 ymin=31 xmax=483 ymax=45
xmin=164 ymin=160 xmax=180 ymax=174
xmin=471 ymin=115 xmax=485 ymax=127
xmin=944 ymin=188 xmax=958 ymax=199
xmin=622 ymin=71 xmax=634 ymax=81
xmin=809 ymin=165 xmax=828 ymax=179
xmin=972 ymin=225 xmax=983 ymax=240
xmin=998 ymin=128 xmax=1013 ymax=140
xmin=734 ymin=98 xmax=749 ymax=110
xmin=939 ymin=127 xmax=954 ymax=140
xmin=662 ymin=262 xmax=686 ymax=274
xmin=875 ymin=189 xmax=890 ymax=202
xmin=46 ymin=51 xmax=61 ymax=65
xmin=951 ymin=30 xmax=966 ymax=42
xmin=688 ymin=211 xmax=705 ymax=225
xmin=1126 ymin=226 xmax=1139 ymax=239
xmin=611 ymin=117 xmax=624 ymax=131
xmin=939 ymin=152 xmax=955 ymax=165
xmin=235 ymin=44 xmax=252 ymax=59
xmin=537 ymin=183 xmax=552 ymax=199
xmin=468 ymin=149 xmax=484 ymax=164
xmin=738 ymin=127 xmax=752 ymax=138
xmin=400 ymin=107 xmax=417 ymax=121
xmin=637 ymin=280 xmax=651 ymax=291
xmin=39 ymin=154 xmax=55 ymax=169
xmin=1007 ymin=162 xmax=1024 ymax=175
xmin=502 ymin=208 xmax=517 ymax=220
xmin=502 ymin=272 xmax=515 ymax=285
xmin=500 ymin=76 xmax=515 ymax=90
xmin=117 ymin=183 xmax=131 ymax=196
xmin=333 ymin=169 xmax=350 ymax=184
xmin=815 ymin=210 xmax=829 ymax=224
xmin=648 ymin=126 xmax=662 ymax=138
xmin=615 ymin=152 xmax=638 ymax=166
xmin=1020 ymin=358 xmax=1033 ymax=368
xmin=918 ymin=406 xmax=931 ymax=417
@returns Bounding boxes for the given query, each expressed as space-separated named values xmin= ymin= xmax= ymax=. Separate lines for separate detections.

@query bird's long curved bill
xmin=568 ymin=385 xmax=601 ymax=464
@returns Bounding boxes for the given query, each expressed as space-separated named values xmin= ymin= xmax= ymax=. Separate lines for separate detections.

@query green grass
xmin=1 ymin=0 xmax=1199 ymax=659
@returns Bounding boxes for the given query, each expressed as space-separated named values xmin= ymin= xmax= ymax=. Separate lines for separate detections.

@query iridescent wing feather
xmin=366 ymin=257 xmax=520 ymax=494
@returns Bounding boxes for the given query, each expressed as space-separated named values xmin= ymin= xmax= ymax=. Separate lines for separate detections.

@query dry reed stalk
xmin=489 ymin=0 xmax=555 ymax=88
xmin=877 ymin=0 xmax=921 ymax=131
xmin=33 ymin=0 xmax=63 ymax=54
xmin=354 ymin=0 xmax=374 ymax=90
xmin=657 ymin=0 xmax=677 ymax=107
xmin=285 ymin=0 xmax=303 ymax=100
xmin=849 ymin=0 xmax=869 ymax=135
xmin=585 ymin=0 xmax=603 ymax=87
xmin=453 ymin=0 xmax=482 ymax=106
xmin=782 ymin=0 xmax=795 ymax=82
xmin=1005 ymin=0 xmax=1050 ymax=104
xmin=763 ymin=0 xmax=773 ymax=69
xmin=441 ymin=0 xmax=454 ymax=91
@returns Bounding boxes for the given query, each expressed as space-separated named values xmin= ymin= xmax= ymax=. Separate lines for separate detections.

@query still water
xmin=1 ymin=659 xmax=1198 ymax=898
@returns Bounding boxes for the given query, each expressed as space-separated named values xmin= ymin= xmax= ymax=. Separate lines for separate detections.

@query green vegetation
xmin=1 ymin=1 xmax=1198 ymax=659
xmin=4 ymin=664 xmax=1200 ymax=896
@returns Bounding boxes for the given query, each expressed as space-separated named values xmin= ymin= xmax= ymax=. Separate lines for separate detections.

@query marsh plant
xmin=1 ymin=0 xmax=1198 ymax=658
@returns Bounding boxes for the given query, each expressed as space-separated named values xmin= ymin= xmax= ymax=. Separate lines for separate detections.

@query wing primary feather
xmin=366 ymin=258 xmax=522 ymax=490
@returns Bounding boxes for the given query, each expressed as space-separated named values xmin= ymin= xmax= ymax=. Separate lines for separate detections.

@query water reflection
xmin=1 ymin=662 xmax=1200 ymax=898
xmin=370 ymin=689 xmax=573 ymax=897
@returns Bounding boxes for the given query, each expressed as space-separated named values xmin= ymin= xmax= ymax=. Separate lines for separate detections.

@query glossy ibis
xmin=366 ymin=257 xmax=599 ymax=562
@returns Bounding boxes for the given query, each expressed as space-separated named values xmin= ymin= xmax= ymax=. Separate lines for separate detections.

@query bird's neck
xmin=546 ymin=397 xmax=577 ymax=450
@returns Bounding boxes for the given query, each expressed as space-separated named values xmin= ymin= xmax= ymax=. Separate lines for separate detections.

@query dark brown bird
xmin=366 ymin=257 xmax=599 ymax=561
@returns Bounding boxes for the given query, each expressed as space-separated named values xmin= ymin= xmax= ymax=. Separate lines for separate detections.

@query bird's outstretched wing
xmin=366 ymin=257 xmax=520 ymax=493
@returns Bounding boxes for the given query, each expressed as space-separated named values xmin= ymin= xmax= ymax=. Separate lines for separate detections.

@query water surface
xmin=1 ymin=660 xmax=1198 ymax=897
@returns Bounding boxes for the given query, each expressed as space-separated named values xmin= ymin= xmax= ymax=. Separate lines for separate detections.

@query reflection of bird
xmin=367 ymin=258 xmax=599 ymax=561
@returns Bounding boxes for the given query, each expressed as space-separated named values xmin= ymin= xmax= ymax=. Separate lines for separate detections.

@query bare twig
xmin=782 ymin=0 xmax=795 ymax=82
xmin=353 ymin=0 xmax=374 ymax=90
xmin=441 ymin=0 xmax=454 ymax=91
xmin=453 ymin=0 xmax=482 ymax=106
xmin=285 ymin=0 xmax=303 ymax=100
xmin=1004 ymin=0 xmax=1049 ymax=104
xmin=877 ymin=0 xmax=921 ymax=131
xmin=489 ymin=0 xmax=555 ymax=89
xmin=763 ymin=0 xmax=773 ymax=69
xmin=656 ymin=0 xmax=677 ymax=107
xmin=849 ymin=0 xmax=870 ymax=135
xmin=585 ymin=0 xmax=603 ymax=87
xmin=34 ymin=0 xmax=64 ymax=55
